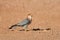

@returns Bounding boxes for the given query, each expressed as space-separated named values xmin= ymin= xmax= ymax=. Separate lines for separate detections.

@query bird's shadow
xmin=19 ymin=28 xmax=51 ymax=31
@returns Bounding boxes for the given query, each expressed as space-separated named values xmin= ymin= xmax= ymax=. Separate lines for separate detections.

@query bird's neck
xmin=27 ymin=16 xmax=32 ymax=20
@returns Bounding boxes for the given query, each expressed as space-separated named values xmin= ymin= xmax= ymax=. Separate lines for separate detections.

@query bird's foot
xmin=19 ymin=29 xmax=29 ymax=31
xmin=19 ymin=29 xmax=25 ymax=31
xmin=25 ymin=29 xmax=30 ymax=31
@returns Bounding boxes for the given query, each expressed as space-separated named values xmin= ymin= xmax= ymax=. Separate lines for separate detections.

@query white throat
xmin=28 ymin=15 xmax=32 ymax=20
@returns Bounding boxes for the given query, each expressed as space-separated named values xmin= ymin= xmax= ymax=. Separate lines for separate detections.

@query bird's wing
xmin=17 ymin=19 xmax=30 ymax=26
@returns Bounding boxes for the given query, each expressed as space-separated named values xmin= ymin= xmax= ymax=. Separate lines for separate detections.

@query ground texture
xmin=0 ymin=0 xmax=60 ymax=40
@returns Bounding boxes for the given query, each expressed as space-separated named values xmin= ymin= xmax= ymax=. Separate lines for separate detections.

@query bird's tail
xmin=9 ymin=24 xmax=18 ymax=29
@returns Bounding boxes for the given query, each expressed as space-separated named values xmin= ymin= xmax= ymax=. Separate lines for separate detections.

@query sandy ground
xmin=0 ymin=0 xmax=60 ymax=40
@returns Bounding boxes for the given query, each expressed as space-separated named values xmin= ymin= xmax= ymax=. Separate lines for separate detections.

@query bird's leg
xmin=23 ymin=25 xmax=28 ymax=31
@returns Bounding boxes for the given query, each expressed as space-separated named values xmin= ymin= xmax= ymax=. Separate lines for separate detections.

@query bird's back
xmin=17 ymin=18 xmax=31 ymax=26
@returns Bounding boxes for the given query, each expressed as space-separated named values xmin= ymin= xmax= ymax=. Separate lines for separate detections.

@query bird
xmin=9 ymin=14 xmax=32 ymax=31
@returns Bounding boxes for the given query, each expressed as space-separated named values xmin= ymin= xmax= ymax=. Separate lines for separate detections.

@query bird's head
xmin=27 ymin=14 xmax=32 ymax=20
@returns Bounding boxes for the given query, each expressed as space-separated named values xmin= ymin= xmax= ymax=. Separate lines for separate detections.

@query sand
xmin=0 ymin=0 xmax=60 ymax=40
